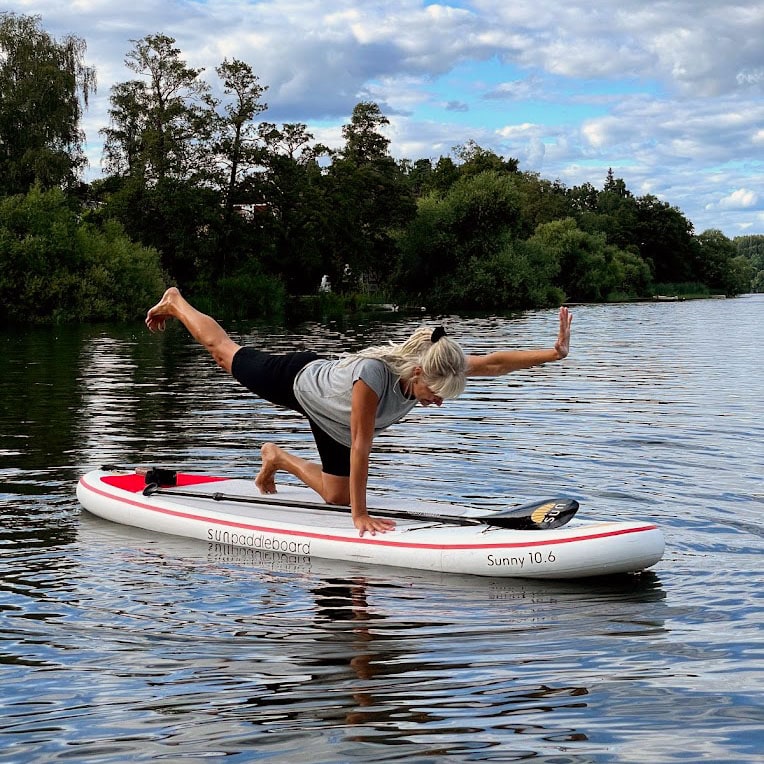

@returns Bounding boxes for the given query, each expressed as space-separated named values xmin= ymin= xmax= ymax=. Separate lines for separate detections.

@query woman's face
xmin=408 ymin=373 xmax=443 ymax=407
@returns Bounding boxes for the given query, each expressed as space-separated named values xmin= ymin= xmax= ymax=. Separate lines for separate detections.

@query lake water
xmin=1 ymin=295 xmax=762 ymax=762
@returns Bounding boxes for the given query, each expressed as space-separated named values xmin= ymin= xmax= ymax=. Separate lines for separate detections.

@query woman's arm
xmin=466 ymin=307 xmax=573 ymax=377
xmin=349 ymin=379 xmax=396 ymax=536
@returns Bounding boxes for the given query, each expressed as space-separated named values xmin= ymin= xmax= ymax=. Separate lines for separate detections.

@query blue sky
xmin=6 ymin=0 xmax=763 ymax=237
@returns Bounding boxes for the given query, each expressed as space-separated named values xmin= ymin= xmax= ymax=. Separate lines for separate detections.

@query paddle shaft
xmin=142 ymin=484 xmax=578 ymax=530
xmin=144 ymin=485 xmax=486 ymax=527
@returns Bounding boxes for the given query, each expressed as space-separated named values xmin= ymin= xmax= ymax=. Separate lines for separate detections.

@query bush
xmin=211 ymin=268 xmax=287 ymax=320
xmin=443 ymin=236 xmax=563 ymax=310
xmin=0 ymin=186 xmax=166 ymax=322
xmin=74 ymin=219 xmax=167 ymax=321
xmin=652 ymin=282 xmax=710 ymax=297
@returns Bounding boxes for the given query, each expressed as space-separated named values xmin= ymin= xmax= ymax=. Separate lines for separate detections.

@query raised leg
xmin=146 ymin=287 xmax=241 ymax=373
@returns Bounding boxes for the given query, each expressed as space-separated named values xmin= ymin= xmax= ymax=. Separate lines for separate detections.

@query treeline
xmin=1 ymin=14 xmax=760 ymax=323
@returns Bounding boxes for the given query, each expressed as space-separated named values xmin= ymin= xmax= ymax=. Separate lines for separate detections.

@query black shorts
xmin=231 ymin=348 xmax=351 ymax=477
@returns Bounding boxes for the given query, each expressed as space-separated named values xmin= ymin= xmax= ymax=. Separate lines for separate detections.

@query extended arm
xmin=466 ymin=307 xmax=572 ymax=376
xmin=349 ymin=380 xmax=396 ymax=536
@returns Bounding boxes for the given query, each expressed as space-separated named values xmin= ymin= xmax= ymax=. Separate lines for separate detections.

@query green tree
xmin=0 ymin=13 xmax=96 ymax=195
xmin=255 ymin=122 xmax=332 ymax=293
xmin=400 ymin=158 xmax=434 ymax=196
xmin=444 ymin=171 xmax=523 ymax=258
xmin=426 ymin=156 xmax=460 ymax=195
xmin=734 ymin=234 xmax=764 ymax=292
xmin=514 ymin=173 xmax=572 ymax=238
xmin=100 ymin=35 xmax=223 ymax=286
xmin=201 ymin=58 xmax=270 ymax=279
xmin=734 ymin=234 xmax=764 ymax=263
xmin=103 ymin=175 xmax=221 ymax=289
xmin=576 ymin=170 xmax=638 ymax=251
xmin=208 ymin=58 xmax=268 ymax=213
xmin=0 ymin=186 xmax=164 ymax=322
xmin=453 ymin=140 xmax=519 ymax=176
xmin=728 ymin=255 xmax=755 ymax=294
xmin=447 ymin=236 xmax=564 ymax=310
xmin=340 ymin=101 xmax=391 ymax=163
xmin=530 ymin=218 xmax=627 ymax=302
xmin=566 ymin=182 xmax=599 ymax=214
xmin=694 ymin=229 xmax=747 ymax=294
xmin=325 ymin=102 xmax=415 ymax=288
xmin=100 ymin=80 xmax=149 ymax=176
xmin=101 ymin=34 xmax=210 ymax=182
xmin=635 ymin=195 xmax=696 ymax=284
xmin=394 ymin=171 xmax=523 ymax=306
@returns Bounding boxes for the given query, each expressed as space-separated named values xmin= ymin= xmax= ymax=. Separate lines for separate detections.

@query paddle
xmin=140 ymin=480 xmax=579 ymax=531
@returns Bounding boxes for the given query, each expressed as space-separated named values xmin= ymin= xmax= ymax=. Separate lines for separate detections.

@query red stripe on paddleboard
xmin=80 ymin=475 xmax=658 ymax=551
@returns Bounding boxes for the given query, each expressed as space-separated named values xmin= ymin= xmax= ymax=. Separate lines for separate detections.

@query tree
xmin=694 ymin=229 xmax=744 ymax=294
xmin=103 ymin=175 xmax=221 ymax=289
xmin=393 ymin=170 xmax=523 ymax=305
xmin=100 ymin=36 xmax=224 ymax=286
xmin=325 ymin=102 xmax=415 ymax=288
xmin=340 ymin=101 xmax=390 ymax=163
xmin=514 ymin=173 xmax=572 ymax=237
xmin=101 ymin=34 xmax=210 ymax=182
xmin=635 ymin=195 xmax=695 ymax=284
xmin=566 ymin=182 xmax=599 ymax=214
xmin=0 ymin=13 xmax=96 ymax=194
xmin=100 ymin=80 xmax=149 ymax=176
xmin=0 ymin=186 xmax=165 ymax=322
xmin=530 ymin=218 xmax=623 ymax=302
xmin=400 ymin=158 xmax=434 ymax=196
xmin=728 ymin=255 xmax=755 ymax=294
xmin=586 ymin=170 xmax=638 ymax=251
xmin=734 ymin=234 xmax=764 ymax=292
xmin=208 ymin=58 xmax=268 ymax=213
xmin=603 ymin=167 xmax=631 ymax=197
xmin=255 ymin=122 xmax=332 ymax=292
xmin=447 ymin=237 xmax=564 ymax=311
xmin=427 ymin=156 xmax=461 ymax=195
xmin=453 ymin=140 xmax=519 ymax=176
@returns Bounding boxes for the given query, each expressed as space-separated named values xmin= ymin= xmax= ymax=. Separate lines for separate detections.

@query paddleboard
xmin=77 ymin=469 xmax=665 ymax=579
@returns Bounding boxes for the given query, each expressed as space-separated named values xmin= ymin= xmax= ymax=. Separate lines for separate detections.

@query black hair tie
xmin=431 ymin=326 xmax=447 ymax=343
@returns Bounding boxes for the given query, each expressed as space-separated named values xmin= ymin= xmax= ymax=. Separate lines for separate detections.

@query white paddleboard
xmin=77 ymin=469 xmax=665 ymax=579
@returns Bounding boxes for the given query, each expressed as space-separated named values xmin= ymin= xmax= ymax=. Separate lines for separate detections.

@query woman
xmin=145 ymin=288 xmax=573 ymax=536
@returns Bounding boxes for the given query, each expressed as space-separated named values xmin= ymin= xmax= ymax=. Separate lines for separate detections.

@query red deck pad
xmin=101 ymin=473 xmax=227 ymax=493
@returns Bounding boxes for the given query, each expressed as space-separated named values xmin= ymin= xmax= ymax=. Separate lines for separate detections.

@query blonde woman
xmin=146 ymin=288 xmax=572 ymax=536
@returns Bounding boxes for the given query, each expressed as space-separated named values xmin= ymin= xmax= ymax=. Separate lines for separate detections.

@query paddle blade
xmin=483 ymin=498 xmax=579 ymax=530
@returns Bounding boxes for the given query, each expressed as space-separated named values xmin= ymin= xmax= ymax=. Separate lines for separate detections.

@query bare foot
xmin=145 ymin=287 xmax=182 ymax=333
xmin=255 ymin=442 xmax=281 ymax=494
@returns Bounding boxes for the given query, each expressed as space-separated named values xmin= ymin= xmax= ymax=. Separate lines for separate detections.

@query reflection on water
xmin=1 ymin=297 xmax=763 ymax=762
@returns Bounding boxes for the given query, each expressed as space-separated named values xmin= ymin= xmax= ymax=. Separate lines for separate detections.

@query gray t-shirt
xmin=293 ymin=357 xmax=417 ymax=447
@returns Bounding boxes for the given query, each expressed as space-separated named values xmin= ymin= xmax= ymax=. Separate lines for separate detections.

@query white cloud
xmin=715 ymin=189 xmax=760 ymax=210
xmin=4 ymin=0 xmax=763 ymax=236
xmin=482 ymin=0 xmax=764 ymax=97
xmin=483 ymin=76 xmax=543 ymax=101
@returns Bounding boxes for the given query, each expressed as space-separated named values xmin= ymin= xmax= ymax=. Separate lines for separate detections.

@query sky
xmin=6 ymin=0 xmax=764 ymax=238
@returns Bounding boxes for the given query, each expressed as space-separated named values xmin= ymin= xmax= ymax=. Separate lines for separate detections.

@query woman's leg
xmin=146 ymin=287 xmax=241 ymax=373
xmin=147 ymin=290 xmax=348 ymax=503
xmin=256 ymin=443 xmax=351 ymax=505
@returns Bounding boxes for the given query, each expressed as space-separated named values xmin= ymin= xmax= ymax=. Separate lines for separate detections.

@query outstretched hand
xmin=554 ymin=306 xmax=573 ymax=359
xmin=354 ymin=513 xmax=396 ymax=537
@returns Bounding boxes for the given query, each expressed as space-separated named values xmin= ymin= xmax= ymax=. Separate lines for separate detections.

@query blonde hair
xmin=351 ymin=327 xmax=467 ymax=399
